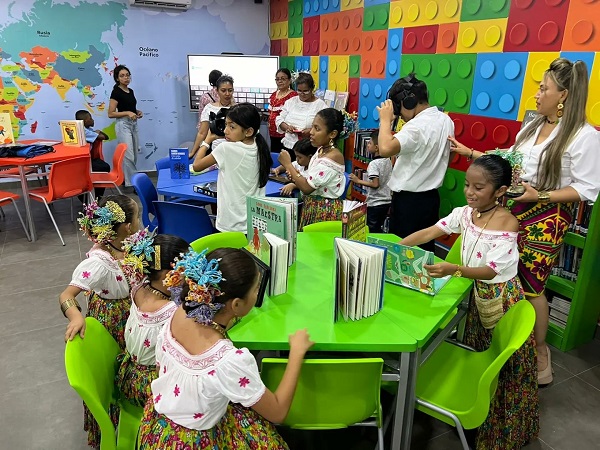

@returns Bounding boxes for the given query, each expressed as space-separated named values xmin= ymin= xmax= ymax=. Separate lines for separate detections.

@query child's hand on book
xmin=289 ymin=329 xmax=314 ymax=355
xmin=424 ymin=262 xmax=455 ymax=278
xmin=280 ymin=183 xmax=296 ymax=196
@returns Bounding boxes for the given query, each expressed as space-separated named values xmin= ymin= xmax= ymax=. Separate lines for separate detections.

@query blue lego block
xmin=303 ymin=0 xmax=341 ymax=18
xmin=295 ymin=56 xmax=311 ymax=72
xmin=560 ymin=52 xmax=594 ymax=79
xmin=319 ymin=55 xmax=329 ymax=90
xmin=386 ymin=28 xmax=403 ymax=82
xmin=470 ymin=53 xmax=528 ymax=121
xmin=359 ymin=78 xmax=388 ymax=129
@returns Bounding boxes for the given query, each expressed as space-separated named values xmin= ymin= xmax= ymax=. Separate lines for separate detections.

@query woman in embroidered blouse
xmin=116 ymin=231 xmax=189 ymax=408
xmin=278 ymin=108 xmax=346 ymax=229
xmin=449 ymin=58 xmax=600 ymax=385
xmin=139 ymin=248 xmax=314 ymax=450
xmin=268 ymin=68 xmax=297 ymax=153
xmin=402 ymin=155 xmax=538 ymax=450
xmin=275 ymin=72 xmax=326 ymax=159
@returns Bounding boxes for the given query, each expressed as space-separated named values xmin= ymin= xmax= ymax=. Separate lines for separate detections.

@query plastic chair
xmin=91 ymin=143 xmax=127 ymax=195
xmin=131 ymin=173 xmax=157 ymax=230
xmin=190 ymin=231 xmax=247 ymax=253
xmin=415 ymin=300 xmax=535 ymax=450
xmin=28 ymin=156 xmax=94 ymax=245
xmin=91 ymin=140 xmax=105 ymax=161
xmin=153 ymin=200 xmax=215 ymax=244
xmin=154 ymin=156 xmax=169 ymax=172
xmin=261 ymin=358 xmax=385 ymax=450
xmin=65 ymin=317 xmax=143 ymax=450
xmin=0 ymin=191 xmax=31 ymax=240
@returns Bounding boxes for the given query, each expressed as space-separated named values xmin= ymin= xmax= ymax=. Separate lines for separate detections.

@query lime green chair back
xmin=64 ymin=317 xmax=143 ymax=450
xmin=261 ymin=358 xmax=384 ymax=444
xmin=415 ymin=301 xmax=535 ymax=449
xmin=302 ymin=220 xmax=343 ymax=233
xmin=190 ymin=231 xmax=247 ymax=253
xmin=445 ymin=235 xmax=462 ymax=265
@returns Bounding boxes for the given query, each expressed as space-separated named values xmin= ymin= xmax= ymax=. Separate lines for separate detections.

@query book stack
xmin=353 ymin=129 xmax=377 ymax=163
xmin=548 ymin=295 xmax=571 ymax=329
xmin=342 ymin=200 xmax=367 ymax=242
xmin=568 ymin=202 xmax=593 ymax=237
xmin=0 ymin=113 xmax=15 ymax=145
xmin=169 ymin=148 xmax=190 ymax=179
xmin=351 ymin=168 xmax=368 ymax=196
xmin=551 ymin=244 xmax=582 ymax=282
xmin=59 ymin=120 xmax=86 ymax=146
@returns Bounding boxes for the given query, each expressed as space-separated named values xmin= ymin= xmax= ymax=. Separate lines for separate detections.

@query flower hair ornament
xmin=339 ymin=110 xmax=358 ymax=140
xmin=163 ymin=249 xmax=225 ymax=326
xmin=78 ymin=200 xmax=126 ymax=245
xmin=121 ymin=228 xmax=157 ymax=284
xmin=290 ymin=69 xmax=310 ymax=84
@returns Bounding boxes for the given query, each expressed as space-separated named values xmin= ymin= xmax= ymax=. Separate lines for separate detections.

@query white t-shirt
xmin=514 ymin=122 xmax=600 ymax=202
xmin=390 ymin=106 xmax=454 ymax=192
xmin=211 ymin=140 xmax=265 ymax=232
xmin=366 ymin=157 xmax=392 ymax=207
xmin=150 ymin=319 xmax=266 ymax=430
xmin=200 ymin=103 xmax=231 ymax=152
xmin=275 ymin=96 xmax=327 ymax=149
xmin=436 ymin=206 xmax=519 ymax=284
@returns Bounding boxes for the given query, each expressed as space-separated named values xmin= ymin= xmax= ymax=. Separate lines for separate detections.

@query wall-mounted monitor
xmin=187 ymin=54 xmax=280 ymax=112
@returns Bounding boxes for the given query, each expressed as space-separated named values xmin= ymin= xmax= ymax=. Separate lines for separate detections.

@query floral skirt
xmin=84 ymin=292 xmax=131 ymax=448
xmin=508 ymin=201 xmax=573 ymax=297
xmin=299 ymin=195 xmax=342 ymax=231
xmin=116 ymin=350 xmax=158 ymax=408
xmin=139 ymin=400 xmax=289 ymax=450
xmin=464 ymin=276 xmax=539 ymax=450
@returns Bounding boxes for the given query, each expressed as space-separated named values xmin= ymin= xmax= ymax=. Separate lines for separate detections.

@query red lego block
xmin=360 ymin=30 xmax=388 ymax=78
xmin=563 ymin=0 xmax=600 ymax=51
xmin=271 ymin=40 xmax=282 ymax=56
xmin=437 ymin=22 xmax=459 ymax=54
xmin=281 ymin=39 xmax=288 ymax=57
xmin=504 ymin=0 xmax=569 ymax=52
xmin=402 ymin=25 xmax=439 ymax=55
xmin=303 ymin=17 xmax=320 ymax=56
xmin=270 ymin=0 xmax=288 ymax=23
xmin=321 ymin=9 xmax=363 ymax=55
xmin=448 ymin=113 xmax=523 ymax=172
xmin=348 ymin=78 xmax=360 ymax=115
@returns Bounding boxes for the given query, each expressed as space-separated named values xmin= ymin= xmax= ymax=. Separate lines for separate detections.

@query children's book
xmin=342 ymin=200 xmax=367 ymax=242
xmin=314 ymin=89 xmax=326 ymax=101
xmin=333 ymin=92 xmax=349 ymax=111
xmin=246 ymin=231 xmax=289 ymax=296
xmin=247 ymin=196 xmax=298 ymax=266
xmin=366 ymin=237 xmax=450 ymax=296
xmin=334 ymin=238 xmax=386 ymax=322
xmin=240 ymin=247 xmax=271 ymax=306
xmin=324 ymin=89 xmax=336 ymax=108
xmin=170 ymin=148 xmax=190 ymax=179
xmin=0 ymin=113 xmax=15 ymax=145
xmin=59 ymin=120 xmax=86 ymax=146
xmin=193 ymin=181 xmax=217 ymax=197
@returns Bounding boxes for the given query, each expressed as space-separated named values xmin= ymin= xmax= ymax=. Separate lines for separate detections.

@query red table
xmin=0 ymin=142 xmax=90 ymax=242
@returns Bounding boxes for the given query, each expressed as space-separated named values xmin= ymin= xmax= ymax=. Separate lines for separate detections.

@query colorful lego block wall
xmin=270 ymin=0 xmax=600 ymax=231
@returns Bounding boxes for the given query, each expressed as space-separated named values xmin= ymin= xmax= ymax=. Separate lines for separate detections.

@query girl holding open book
xmin=401 ymin=154 xmax=538 ymax=450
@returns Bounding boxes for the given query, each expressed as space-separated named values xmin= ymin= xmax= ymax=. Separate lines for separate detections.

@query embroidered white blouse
xmin=69 ymin=244 xmax=130 ymax=300
xmin=150 ymin=318 xmax=266 ymax=430
xmin=304 ymin=152 xmax=346 ymax=199
xmin=124 ymin=284 xmax=178 ymax=366
xmin=436 ymin=206 xmax=519 ymax=284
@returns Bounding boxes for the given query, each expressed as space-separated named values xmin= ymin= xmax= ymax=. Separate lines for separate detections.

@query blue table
xmin=156 ymin=169 xmax=284 ymax=203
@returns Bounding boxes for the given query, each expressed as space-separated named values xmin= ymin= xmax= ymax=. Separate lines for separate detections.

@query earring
xmin=557 ymin=102 xmax=564 ymax=118
xmin=329 ymin=138 xmax=334 ymax=148
xmin=495 ymin=198 xmax=499 ymax=205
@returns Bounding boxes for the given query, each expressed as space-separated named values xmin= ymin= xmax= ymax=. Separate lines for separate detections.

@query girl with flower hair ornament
xmin=58 ymin=194 xmax=139 ymax=448
xmin=116 ymin=230 xmax=189 ymax=408
xmin=139 ymin=248 xmax=314 ymax=450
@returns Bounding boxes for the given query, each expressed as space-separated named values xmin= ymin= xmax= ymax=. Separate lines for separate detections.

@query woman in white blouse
xmin=275 ymin=72 xmax=326 ymax=159
xmin=449 ymin=57 xmax=600 ymax=385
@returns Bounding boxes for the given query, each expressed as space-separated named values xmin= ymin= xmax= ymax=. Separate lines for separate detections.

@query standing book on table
xmin=240 ymin=248 xmax=271 ymax=306
xmin=59 ymin=120 xmax=86 ymax=146
xmin=246 ymin=230 xmax=289 ymax=297
xmin=367 ymin=237 xmax=450 ymax=296
xmin=0 ymin=113 xmax=15 ymax=145
xmin=334 ymin=237 xmax=386 ymax=322
xmin=169 ymin=147 xmax=190 ymax=179
xmin=342 ymin=200 xmax=367 ymax=242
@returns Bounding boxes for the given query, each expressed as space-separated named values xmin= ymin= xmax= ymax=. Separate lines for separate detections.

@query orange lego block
xmin=563 ymin=0 xmax=600 ymax=51
xmin=320 ymin=9 xmax=364 ymax=56
xmin=437 ymin=22 xmax=459 ymax=54
xmin=360 ymin=30 xmax=388 ymax=79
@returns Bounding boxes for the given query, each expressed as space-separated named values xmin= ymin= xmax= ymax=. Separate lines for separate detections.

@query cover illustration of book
xmin=333 ymin=92 xmax=349 ymax=111
xmin=334 ymin=238 xmax=386 ymax=322
xmin=0 ymin=113 xmax=15 ymax=145
xmin=169 ymin=147 xmax=190 ymax=179
xmin=324 ymin=89 xmax=336 ymax=107
xmin=59 ymin=120 xmax=86 ymax=147
xmin=342 ymin=200 xmax=367 ymax=242
xmin=247 ymin=196 xmax=298 ymax=266
xmin=366 ymin=237 xmax=450 ymax=296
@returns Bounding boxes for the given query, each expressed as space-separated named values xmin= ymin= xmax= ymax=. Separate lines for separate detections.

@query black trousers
xmin=389 ymin=189 xmax=440 ymax=252
xmin=367 ymin=204 xmax=390 ymax=233
xmin=269 ymin=136 xmax=284 ymax=153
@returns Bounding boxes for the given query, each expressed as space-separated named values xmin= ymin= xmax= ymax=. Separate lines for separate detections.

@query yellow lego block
xmin=517 ymin=52 xmax=560 ymax=121
xmin=389 ymin=0 xmax=461 ymax=29
xmin=456 ymin=18 xmax=507 ymax=53
xmin=288 ymin=38 xmax=303 ymax=56
xmin=587 ymin=52 xmax=600 ymax=127
xmin=310 ymin=56 xmax=320 ymax=88
xmin=328 ymin=56 xmax=350 ymax=92
xmin=270 ymin=21 xmax=288 ymax=40
xmin=340 ymin=0 xmax=363 ymax=11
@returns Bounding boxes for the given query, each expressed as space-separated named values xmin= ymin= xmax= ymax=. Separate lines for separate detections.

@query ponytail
xmin=255 ymin=133 xmax=271 ymax=188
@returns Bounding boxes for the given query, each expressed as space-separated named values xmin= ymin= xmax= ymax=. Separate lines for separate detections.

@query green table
xmin=229 ymin=232 xmax=472 ymax=450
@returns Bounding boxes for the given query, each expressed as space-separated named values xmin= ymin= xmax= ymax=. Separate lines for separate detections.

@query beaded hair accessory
xmin=163 ymin=249 xmax=225 ymax=326
xmin=339 ymin=110 xmax=358 ymax=140
xmin=121 ymin=228 xmax=156 ymax=284
xmin=78 ymin=200 xmax=127 ymax=245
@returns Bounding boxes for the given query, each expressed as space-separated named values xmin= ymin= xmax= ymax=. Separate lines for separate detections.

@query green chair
xmin=64 ymin=317 xmax=143 ymax=450
xmin=415 ymin=300 xmax=535 ymax=450
xmin=190 ymin=231 xmax=247 ymax=253
xmin=303 ymin=220 xmax=343 ymax=233
xmin=261 ymin=358 xmax=385 ymax=450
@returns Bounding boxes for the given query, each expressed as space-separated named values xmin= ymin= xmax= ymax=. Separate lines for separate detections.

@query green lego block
xmin=288 ymin=0 xmax=304 ymax=38
xmin=363 ymin=4 xmax=390 ymax=32
xmin=349 ymin=55 xmax=361 ymax=78
xmin=439 ymin=168 xmax=466 ymax=218
xmin=279 ymin=57 xmax=295 ymax=72
xmin=400 ymin=54 xmax=477 ymax=114
xmin=460 ymin=0 xmax=510 ymax=22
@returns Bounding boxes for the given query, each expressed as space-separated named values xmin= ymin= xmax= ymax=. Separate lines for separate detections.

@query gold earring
xmin=557 ymin=102 xmax=564 ymax=118
xmin=329 ymin=138 xmax=334 ymax=147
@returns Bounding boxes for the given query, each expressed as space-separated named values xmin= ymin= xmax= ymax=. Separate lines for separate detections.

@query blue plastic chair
xmin=131 ymin=173 xmax=158 ymax=230
xmin=153 ymin=200 xmax=215 ymax=243
xmin=340 ymin=173 xmax=351 ymax=200
xmin=154 ymin=156 xmax=169 ymax=172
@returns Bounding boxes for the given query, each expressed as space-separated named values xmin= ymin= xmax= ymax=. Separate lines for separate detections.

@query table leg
xmin=391 ymin=350 xmax=419 ymax=450
xmin=18 ymin=166 xmax=36 ymax=242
